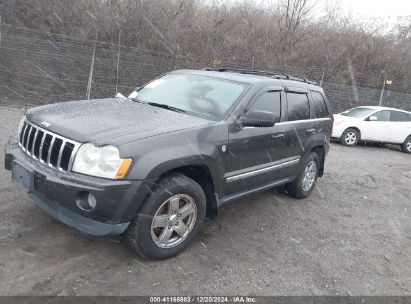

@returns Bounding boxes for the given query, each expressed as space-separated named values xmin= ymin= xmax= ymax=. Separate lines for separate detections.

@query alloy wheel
xmin=151 ymin=194 xmax=197 ymax=248
xmin=344 ymin=132 xmax=357 ymax=145
xmin=302 ymin=160 xmax=317 ymax=191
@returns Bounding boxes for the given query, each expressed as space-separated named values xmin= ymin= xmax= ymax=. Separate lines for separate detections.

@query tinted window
xmin=311 ymin=92 xmax=329 ymax=118
xmin=249 ymin=91 xmax=281 ymax=122
xmin=372 ymin=110 xmax=390 ymax=121
xmin=390 ymin=111 xmax=410 ymax=122
xmin=286 ymin=93 xmax=310 ymax=121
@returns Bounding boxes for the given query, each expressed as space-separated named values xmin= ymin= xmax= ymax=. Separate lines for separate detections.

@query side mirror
xmin=241 ymin=110 xmax=276 ymax=128
xmin=115 ymin=92 xmax=127 ymax=100
xmin=368 ymin=115 xmax=378 ymax=121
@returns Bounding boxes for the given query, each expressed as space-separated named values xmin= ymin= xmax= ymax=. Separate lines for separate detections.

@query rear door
xmin=278 ymin=88 xmax=313 ymax=161
xmin=386 ymin=110 xmax=411 ymax=143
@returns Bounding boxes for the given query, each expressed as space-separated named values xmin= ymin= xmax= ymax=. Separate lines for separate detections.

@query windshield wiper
xmin=129 ymin=97 xmax=143 ymax=103
xmin=146 ymin=102 xmax=186 ymax=113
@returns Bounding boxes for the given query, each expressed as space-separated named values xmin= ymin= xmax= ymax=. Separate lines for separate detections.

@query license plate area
xmin=12 ymin=161 xmax=34 ymax=193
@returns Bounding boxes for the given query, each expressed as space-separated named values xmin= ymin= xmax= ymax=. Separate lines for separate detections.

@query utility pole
xmin=379 ymin=71 xmax=386 ymax=107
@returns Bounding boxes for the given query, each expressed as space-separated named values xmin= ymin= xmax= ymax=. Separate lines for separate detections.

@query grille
xmin=19 ymin=120 xmax=80 ymax=171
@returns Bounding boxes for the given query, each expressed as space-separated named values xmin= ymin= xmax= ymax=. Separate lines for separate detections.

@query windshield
xmin=340 ymin=107 xmax=375 ymax=118
xmin=129 ymin=73 xmax=249 ymax=120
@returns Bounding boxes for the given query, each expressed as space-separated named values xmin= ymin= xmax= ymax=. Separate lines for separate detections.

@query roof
xmin=172 ymin=69 xmax=321 ymax=90
xmin=174 ymin=69 xmax=275 ymax=84
xmin=356 ymin=106 xmax=411 ymax=113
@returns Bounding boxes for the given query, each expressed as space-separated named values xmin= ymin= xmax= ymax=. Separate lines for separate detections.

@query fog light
xmin=76 ymin=191 xmax=97 ymax=211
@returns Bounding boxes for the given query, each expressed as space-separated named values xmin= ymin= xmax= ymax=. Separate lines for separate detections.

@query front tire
xmin=286 ymin=152 xmax=320 ymax=199
xmin=401 ymin=136 xmax=411 ymax=154
xmin=341 ymin=128 xmax=360 ymax=146
xmin=126 ymin=174 xmax=206 ymax=260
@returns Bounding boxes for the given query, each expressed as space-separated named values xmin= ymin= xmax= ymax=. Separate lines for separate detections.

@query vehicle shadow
xmin=331 ymin=140 xmax=403 ymax=153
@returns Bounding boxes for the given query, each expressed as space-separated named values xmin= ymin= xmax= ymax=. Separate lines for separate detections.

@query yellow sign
xmin=386 ymin=80 xmax=393 ymax=85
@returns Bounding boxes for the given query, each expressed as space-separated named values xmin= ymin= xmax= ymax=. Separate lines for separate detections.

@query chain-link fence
xmin=1 ymin=24 xmax=410 ymax=113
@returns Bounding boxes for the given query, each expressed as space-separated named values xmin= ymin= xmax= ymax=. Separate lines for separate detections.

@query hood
xmin=26 ymin=98 xmax=212 ymax=146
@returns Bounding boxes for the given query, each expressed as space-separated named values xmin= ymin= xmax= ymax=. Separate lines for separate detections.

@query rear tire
xmin=125 ymin=173 xmax=206 ymax=260
xmin=401 ymin=136 xmax=411 ymax=154
xmin=286 ymin=152 xmax=320 ymax=199
xmin=341 ymin=128 xmax=360 ymax=146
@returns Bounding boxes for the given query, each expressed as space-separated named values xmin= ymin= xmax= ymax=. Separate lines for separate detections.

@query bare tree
xmin=276 ymin=0 xmax=314 ymax=52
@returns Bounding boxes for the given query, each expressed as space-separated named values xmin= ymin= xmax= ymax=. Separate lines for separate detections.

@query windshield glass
xmin=340 ymin=107 xmax=375 ymax=118
xmin=129 ymin=73 xmax=249 ymax=120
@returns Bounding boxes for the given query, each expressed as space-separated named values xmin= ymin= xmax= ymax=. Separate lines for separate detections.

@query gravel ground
xmin=0 ymin=105 xmax=410 ymax=296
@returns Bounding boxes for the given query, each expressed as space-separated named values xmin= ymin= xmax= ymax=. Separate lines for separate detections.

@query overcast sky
xmin=334 ymin=0 xmax=411 ymax=20
xmin=255 ymin=0 xmax=411 ymax=24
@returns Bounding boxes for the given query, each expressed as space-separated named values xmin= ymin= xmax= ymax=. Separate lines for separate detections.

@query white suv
xmin=332 ymin=106 xmax=411 ymax=153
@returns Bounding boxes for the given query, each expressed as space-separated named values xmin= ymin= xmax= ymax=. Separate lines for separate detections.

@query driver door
xmin=224 ymin=88 xmax=287 ymax=196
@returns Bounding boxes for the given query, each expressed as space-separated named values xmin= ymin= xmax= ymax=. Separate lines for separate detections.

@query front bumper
xmin=5 ymin=136 xmax=156 ymax=236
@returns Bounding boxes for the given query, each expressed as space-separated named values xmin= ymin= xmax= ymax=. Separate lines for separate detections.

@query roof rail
xmin=202 ymin=67 xmax=317 ymax=85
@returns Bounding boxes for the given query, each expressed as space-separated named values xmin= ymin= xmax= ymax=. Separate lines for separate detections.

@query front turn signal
xmin=115 ymin=158 xmax=133 ymax=179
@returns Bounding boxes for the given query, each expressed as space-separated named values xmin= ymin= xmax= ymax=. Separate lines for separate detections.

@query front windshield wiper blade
xmin=129 ymin=97 xmax=143 ymax=103
xmin=146 ymin=102 xmax=186 ymax=113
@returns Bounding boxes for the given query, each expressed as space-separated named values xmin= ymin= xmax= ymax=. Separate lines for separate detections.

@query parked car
xmin=5 ymin=68 xmax=333 ymax=259
xmin=332 ymin=106 xmax=411 ymax=153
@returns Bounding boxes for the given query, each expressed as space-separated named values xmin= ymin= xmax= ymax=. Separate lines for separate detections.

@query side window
xmin=390 ymin=111 xmax=409 ymax=122
xmin=286 ymin=92 xmax=310 ymax=121
xmin=311 ymin=92 xmax=329 ymax=118
xmin=248 ymin=91 xmax=281 ymax=122
xmin=372 ymin=110 xmax=390 ymax=121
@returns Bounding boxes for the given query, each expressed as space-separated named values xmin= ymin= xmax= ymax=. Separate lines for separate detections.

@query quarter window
xmin=249 ymin=91 xmax=281 ymax=122
xmin=311 ymin=92 xmax=329 ymax=118
xmin=390 ymin=111 xmax=410 ymax=122
xmin=286 ymin=93 xmax=310 ymax=121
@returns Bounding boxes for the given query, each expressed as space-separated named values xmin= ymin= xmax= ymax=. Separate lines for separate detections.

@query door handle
xmin=305 ymin=128 xmax=316 ymax=135
xmin=271 ymin=134 xmax=285 ymax=140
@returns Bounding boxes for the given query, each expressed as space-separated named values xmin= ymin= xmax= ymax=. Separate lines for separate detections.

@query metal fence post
xmin=86 ymin=34 xmax=97 ymax=100
xmin=379 ymin=72 xmax=386 ymax=106
xmin=319 ymin=67 xmax=325 ymax=86
xmin=0 ymin=16 xmax=2 ymax=48
xmin=174 ymin=44 xmax=180 ymax=70
xmin=115 ymin=30 xmax=121 ymax=94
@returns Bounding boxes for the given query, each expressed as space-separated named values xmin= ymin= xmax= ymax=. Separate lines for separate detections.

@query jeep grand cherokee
xmin=5 ymin=68 xmax=332 ymax=259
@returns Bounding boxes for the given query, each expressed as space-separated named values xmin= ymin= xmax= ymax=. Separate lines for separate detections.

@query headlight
xmin=72 ymin=143 xmax=132 ymax=179
xmin=18 ymin=116 xmax=26 ymax=134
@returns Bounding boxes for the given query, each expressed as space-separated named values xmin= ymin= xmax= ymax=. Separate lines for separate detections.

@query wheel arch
xmin=310 ymin=145 xmax=326 ymax=177
xmin=342 ymin=126 xmax=361 ymax=138
xmin=164 ymin=165 xmax=216 ymax=202
xmin=155 ymin=164 xmax=220 ymax=219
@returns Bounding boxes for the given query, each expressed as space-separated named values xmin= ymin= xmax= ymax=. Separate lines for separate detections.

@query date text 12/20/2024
xmin=149 ymin=297 xmax=257 ymax=303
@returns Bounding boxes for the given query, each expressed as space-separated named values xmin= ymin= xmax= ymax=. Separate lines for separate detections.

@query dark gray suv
xmin=5 ymin=68 xmax=332 ymax=259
